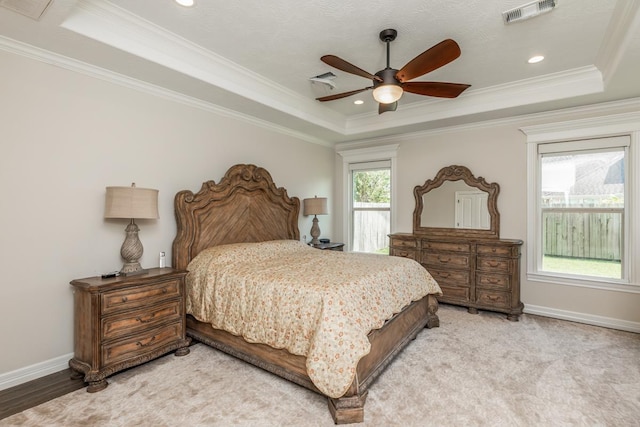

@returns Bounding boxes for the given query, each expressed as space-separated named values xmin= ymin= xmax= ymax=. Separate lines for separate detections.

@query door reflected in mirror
xmin=421 ymin=181 xmax=490 ymax=230
xmin=413 ymin=165 xmax=500 ymax=239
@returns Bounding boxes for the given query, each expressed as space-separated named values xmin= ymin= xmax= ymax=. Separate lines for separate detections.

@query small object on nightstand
xmin=311 ymin=242 xmax=344 ymax=251
xmin=100 ymin=271 xmax=120 ymax=279
xmin=69 ymin=268 xmax=191 ymax=392
xmin=319 ymin=238 xmax=330 ymax=244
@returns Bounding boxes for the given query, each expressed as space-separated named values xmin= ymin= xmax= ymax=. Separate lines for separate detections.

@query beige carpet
xmin=3 ymin=305 xmax=639 ymax=427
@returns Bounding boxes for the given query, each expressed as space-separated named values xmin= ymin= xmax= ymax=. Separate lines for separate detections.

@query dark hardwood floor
xmin=0 ymin=369 xmax=85 ymax=420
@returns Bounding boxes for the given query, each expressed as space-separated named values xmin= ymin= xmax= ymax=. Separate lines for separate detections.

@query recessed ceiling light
xmin=354 ymin=100 xmax=364 ymax=105
xmin=175 ymin=0 xmax=195 ymax=7
xmin=528 ymin=55 xmax=544 ymax=64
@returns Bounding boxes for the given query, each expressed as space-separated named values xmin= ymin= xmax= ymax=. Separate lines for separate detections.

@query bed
xmin=172 ymin=164 xmax=441 ymax=424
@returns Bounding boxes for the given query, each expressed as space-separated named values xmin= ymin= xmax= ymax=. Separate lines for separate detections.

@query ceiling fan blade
xmin=396 ymin=39 xmax=462 ymax=83
xmin=402 ymin=82 xmax=471 ymax=98
xmin=378 ymin=101 xmax=398 ymax=114
xmin=321 ymin=55 xmax=382 ymax=81
xmin=316 ymin=87 xmax=373 ymax=102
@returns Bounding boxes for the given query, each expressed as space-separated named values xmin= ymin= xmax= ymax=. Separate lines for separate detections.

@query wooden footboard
xmin=187 ymin=294 xmax=439 ymax=424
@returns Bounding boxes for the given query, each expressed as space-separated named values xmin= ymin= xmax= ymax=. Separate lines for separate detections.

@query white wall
xmin=0 ymin=50 xmax=334 ymax=378
xmin=335 ymin=106 xmax=640 ymax=330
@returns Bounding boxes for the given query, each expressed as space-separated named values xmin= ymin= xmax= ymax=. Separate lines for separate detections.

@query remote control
xmin=101 ymin=272 xmax=120 ymax=279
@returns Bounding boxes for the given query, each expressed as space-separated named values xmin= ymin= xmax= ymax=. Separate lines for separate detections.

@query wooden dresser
xmin=390 ymin=234 xmax=523 ymax=320
xmin=394 ymin=165 xmax=525 ymax=321
xmin=69 ymin=268 xmax=191 ymax=392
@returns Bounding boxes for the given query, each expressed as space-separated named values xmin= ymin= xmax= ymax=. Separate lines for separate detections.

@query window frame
xmin=337 ymin=145 xmax=399 ymax=252
xmin=522 ymin=112 xmax=640 ymax=293
xmin=350 ymin=161 xmax=391 ymax=253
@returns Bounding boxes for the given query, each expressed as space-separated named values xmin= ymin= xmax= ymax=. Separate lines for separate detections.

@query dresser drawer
xmin=390 ymin=237 xmax=417 ymax=249
xmin=390 ymin=248 xmax=417 ymax=260
xmin=423 ymin=252 xmax=470 ymax=269
xmin=428 ymin=268 xmax=470 ymax=287
xmin=477 ymin=244 xmax=514 ymax=257
xmin=476 ymin=290 xmax=510 ymax=308
xmin=477 ymin=256 xmax=510 ymax=272
xmin=102 ymin=322 xmax=183 ymax=366
xmin=476 ymin=272 xmax=510 ymax=290
xmin=438 ymin=285 xmax=470 ymax=302
xmin=102 ymin=279 xmax=181 ymax=314
xmin=101 ymin=300 xmax=182 ymax=341
xmin=423 ymin=241 xmax=470 ymax=253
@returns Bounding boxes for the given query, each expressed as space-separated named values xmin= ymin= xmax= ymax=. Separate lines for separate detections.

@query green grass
xmin=542 ymin=255 xmax=621 ymax=279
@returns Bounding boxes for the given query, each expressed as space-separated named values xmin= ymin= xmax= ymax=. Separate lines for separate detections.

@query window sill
xmin=527 ymin=272 xmax=640 ymax=294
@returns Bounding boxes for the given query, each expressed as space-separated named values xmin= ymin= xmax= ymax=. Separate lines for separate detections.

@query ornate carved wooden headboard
xmin=172 ymin=164 xmax=300 ymax=270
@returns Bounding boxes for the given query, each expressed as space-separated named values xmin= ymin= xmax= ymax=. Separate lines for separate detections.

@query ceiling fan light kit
xmin=317 ymin=28 xmax=470 ymax=114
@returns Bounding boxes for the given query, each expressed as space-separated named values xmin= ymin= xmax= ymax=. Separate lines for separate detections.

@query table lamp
xmin=303 ymin=196 xmax=328 ymax=245
xmin=104 ymin=183 xmax=159 ymax=275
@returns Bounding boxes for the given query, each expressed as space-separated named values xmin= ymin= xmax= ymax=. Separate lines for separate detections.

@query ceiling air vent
xmin=503 ymin=0 xmax=557 ymax=24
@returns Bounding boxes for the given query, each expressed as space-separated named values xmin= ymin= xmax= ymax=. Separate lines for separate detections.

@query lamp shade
xmin=303 ymin=196 xmax=328 ymax=216
xmin=105 ymin=183 xmax=159 ymax=219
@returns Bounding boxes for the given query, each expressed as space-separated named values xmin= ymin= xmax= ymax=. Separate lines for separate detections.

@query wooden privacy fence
xmin=353 ymin=210 xmax=390 ymax=253
xmin=542 ymin=208 xmax=623 ymax=261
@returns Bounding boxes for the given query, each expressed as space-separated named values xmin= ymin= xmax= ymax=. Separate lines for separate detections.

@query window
xmin=523 ymin=116 xmax=638 ymax=290
xmin=350 ymin=162 xmax=391 ymax=253
xmin=538 ymin=138 xmax=627 ymax=280
xmin=337 ymin=144 xmax=398 ymax=253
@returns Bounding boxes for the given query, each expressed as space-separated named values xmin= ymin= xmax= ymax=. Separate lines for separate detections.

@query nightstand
xmin=69 ymin=268 xmax=191 ymax=392
xmin=310 ymin=242 xmax=344 ymax=251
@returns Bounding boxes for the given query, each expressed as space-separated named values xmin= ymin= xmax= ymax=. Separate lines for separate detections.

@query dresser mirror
xmin=413 ymin=165 xmax=500 ymax=238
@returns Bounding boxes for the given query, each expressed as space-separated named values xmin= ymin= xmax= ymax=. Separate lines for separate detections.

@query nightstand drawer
xmin=102 ymin=300 xmax=182 ymax=341
xmin=476 ymin=272 xmax=510 ymax=290
xmin=428 ymin=268 xmax=470 ymax=287
xmin=102 ymin=279 xmax=180 ymax=314
xmin=423 ymin=241 xmax=470 ymax=252
xmin=102 ymin=322 xmax=183 ymax=366
xmin=423 ymin=253 xmax=470 ymax=269
xmin=477 ymin=257 xmax=510 ymax=272
xmin=476 ymin=290 xmax=510 ymax=308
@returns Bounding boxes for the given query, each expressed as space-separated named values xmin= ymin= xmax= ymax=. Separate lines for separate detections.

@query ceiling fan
xmin=316 ymin=29 xmax=471 ymax=114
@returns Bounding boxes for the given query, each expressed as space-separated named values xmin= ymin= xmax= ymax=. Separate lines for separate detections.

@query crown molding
xmin=344 ymin=66 xmax=604 ymax=135
xmin=595 ymin=0 xmax=640 ymax=86
xmin=0 ymin=35 xmax=331 ymax=146
xmin=61 ymin=0 xmax=345 ymax=134
xmin=336 ymin=97 xmax=640 ymax=150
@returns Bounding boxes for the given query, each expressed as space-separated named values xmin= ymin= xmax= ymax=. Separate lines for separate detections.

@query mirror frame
xmin=413 ymin=165 xmax=500 ymax=239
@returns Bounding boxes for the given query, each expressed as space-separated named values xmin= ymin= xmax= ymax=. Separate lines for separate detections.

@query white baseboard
xmin=2 ymin=305 xmax=637 ymax=391
xmin=524 ymin=304 xmax=640 ymax=333
xmin=0 ymin=352 xmax=74 ymax=391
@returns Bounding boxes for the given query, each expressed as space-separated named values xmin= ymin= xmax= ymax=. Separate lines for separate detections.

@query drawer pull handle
xmin=399 ymin=251 xmax=409 ymax=257
xmin=136 ymin=336 xmax=157 ymax=348
xmin=136 ymin=314 xmax=156 ymax=324
xmin=491 ymin=248 xmax=497 ymax=253
xmin=438 ymin=256 xmax=451 ymax=263
xmin=162 ymin=288 xmax=168 ymax=294
xmin=121 ymin=296 xmax=128 ymax=303
xmin=488 ymin=278 xmax=499 ymax=284
xmin=488 ymin=261 xmax=500 ymax=267
xmin=440 ymin=272 xmax=450 ymax=278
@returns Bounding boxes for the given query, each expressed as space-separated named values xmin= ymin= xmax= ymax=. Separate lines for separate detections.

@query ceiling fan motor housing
xmin=374 ymin=68 xmax=401 ymax=88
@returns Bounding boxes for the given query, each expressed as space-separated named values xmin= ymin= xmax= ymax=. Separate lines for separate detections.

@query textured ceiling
xmin=1 ymin=0 xmax=639 ymax=144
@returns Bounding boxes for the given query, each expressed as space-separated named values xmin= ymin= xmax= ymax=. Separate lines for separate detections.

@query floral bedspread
xmin=185 ymin=240 xmax=441 ymax=398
